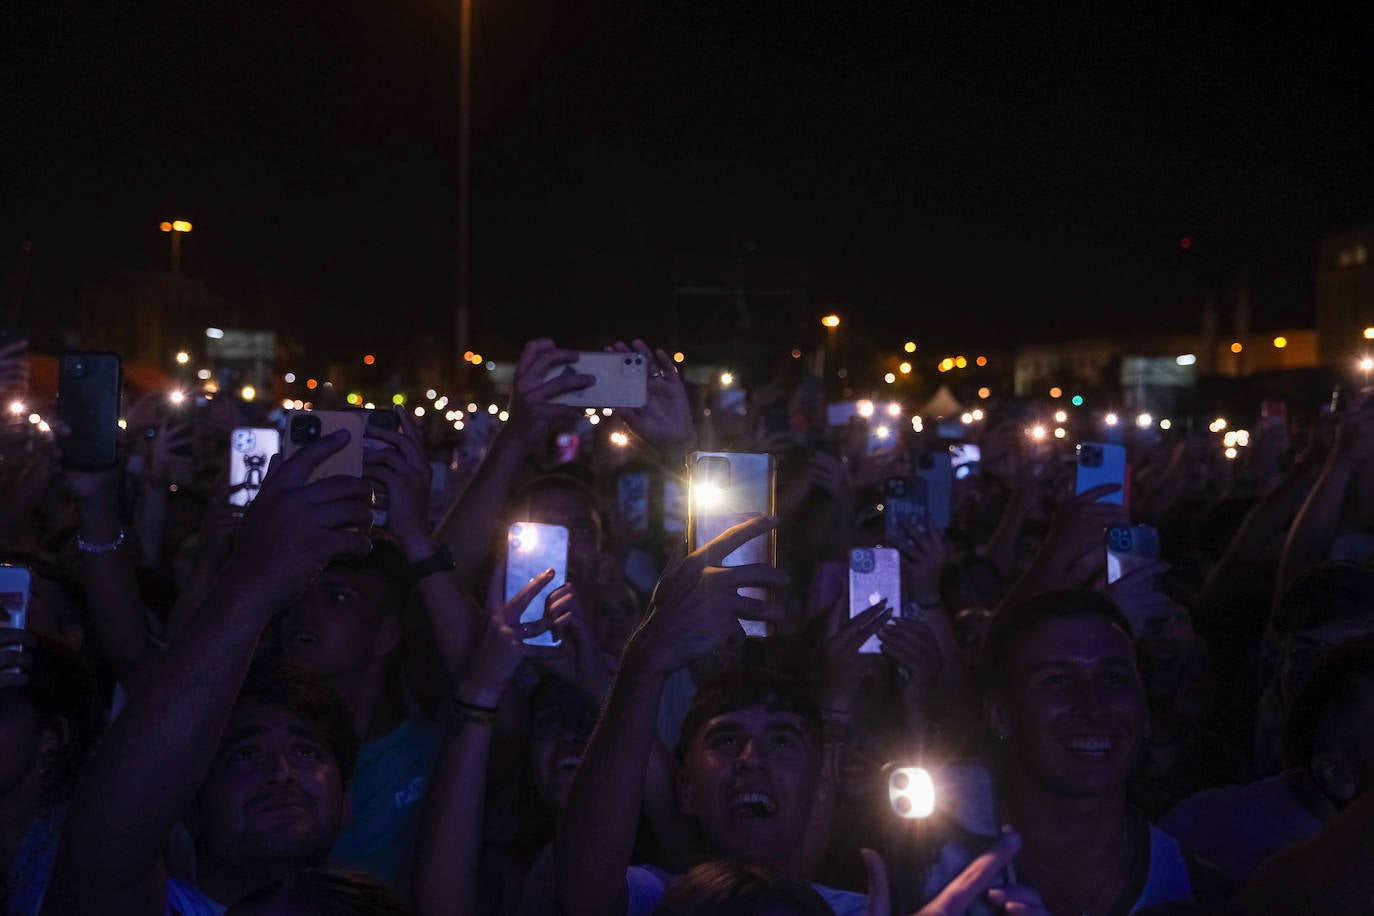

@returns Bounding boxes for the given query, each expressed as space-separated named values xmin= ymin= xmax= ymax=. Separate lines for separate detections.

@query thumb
xmin=861 ymin=849 xmax=892 ymax=916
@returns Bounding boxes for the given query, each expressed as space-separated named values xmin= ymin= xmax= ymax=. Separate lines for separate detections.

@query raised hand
xmin=507 ymin=338 xmax=594 ymax=445
xmin=863 ymin=830 xmax=1049 ymax=916
xmin=816 ymin=590 xmax=890 ymax=712
xmin=222 ymin=430 xmax=374 ymax=611
xmin=624 ymin=515 xmax=786 ymax=677
xmin=461 ymin=564 xmax=567 ymax=704
xmin=362 ymin=407 xmax=435 ymax=558
xmin=611 ymin=340 xmax=694 ymax=454
xmin=536 ymin=583 xmax=615 ymax=703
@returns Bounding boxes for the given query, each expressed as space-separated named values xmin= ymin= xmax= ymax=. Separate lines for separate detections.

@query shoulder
xmin=814 ymin=883 xmax=868 ymax=916
xmin=624 ymin=865 xmax=673 ymax=916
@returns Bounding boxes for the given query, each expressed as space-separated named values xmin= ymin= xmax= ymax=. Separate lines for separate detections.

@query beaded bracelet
xmin=77 ymin=529 xmax=126 ymax=554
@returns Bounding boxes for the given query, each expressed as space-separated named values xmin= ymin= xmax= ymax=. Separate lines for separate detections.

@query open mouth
xmin=555 ymin=755 xmax=580 ymax=774
xmin=288 ymin=630 xmax=319 ymax=644
xmin=730 ymin=791 xmax=779 ymax=818
xmin=1060 ymin=736 xmax=1118 ymax=758
xmin=251 ymin=796 xmax=310 ymax=815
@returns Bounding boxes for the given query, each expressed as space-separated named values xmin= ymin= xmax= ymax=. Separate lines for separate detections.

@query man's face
xmin=528 ymin=683 xmax=597 ymax=810
xmin=194 ymin=704 xmax=345 ymax=871
xmin=281 ymin=566 xmax=398 ymax=679
xmin=992 ymin=616 xmax=1147 ymax=799
xmin=679 ymin=704 xmax=821 ymax=865
xmin=526 ymin=487 xmax=602 ymax=591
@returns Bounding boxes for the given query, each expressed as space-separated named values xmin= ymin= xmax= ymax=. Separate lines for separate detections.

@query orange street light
xmin=821 ymin=314 xmax=841 ymax=329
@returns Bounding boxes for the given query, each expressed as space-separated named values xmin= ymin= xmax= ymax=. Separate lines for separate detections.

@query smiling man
xmin=977 ymin=589 xmax=1195 ymax=915
xmin=555 ymin=516 xmax=865 ymax=916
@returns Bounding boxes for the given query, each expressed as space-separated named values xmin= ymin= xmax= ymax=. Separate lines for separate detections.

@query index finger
xmin=270 ymin=430 xmax=351 ymax=488
xmin=929 ymin=829 xmax=1022 ymax=913
xmin=695 ymin=515 xmax=779 ymax=568
xmin=498 ymin=568 xmax=557 ymax=625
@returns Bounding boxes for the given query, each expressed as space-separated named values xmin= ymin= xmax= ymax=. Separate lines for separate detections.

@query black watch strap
xmin=409 ymin=543 xmax=455 ymax=581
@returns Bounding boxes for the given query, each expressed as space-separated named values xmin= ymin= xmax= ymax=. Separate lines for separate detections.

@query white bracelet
xmin=77 ymin=529 xmax=126 ymax=554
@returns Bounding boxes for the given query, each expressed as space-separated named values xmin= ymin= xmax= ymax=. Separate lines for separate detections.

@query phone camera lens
xmin=511 ymin=537 xmax=523 ymax=551
xmin=624 ymin=357 xmax=632 ymax=365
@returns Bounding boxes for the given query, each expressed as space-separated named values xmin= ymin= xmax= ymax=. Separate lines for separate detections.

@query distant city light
xmin=1225 ymin=447 xmax=1238 ymax=460
xmin=971 ymin=409 xmax=984 ymax=421
xmin=1361 ymin=357 xmax=1374 ymax=372
xmin=978 ymin=387 xmax=991 ymax=399
xmin=364 ymin=354 xmax=376 ymax=365
xmin=1231 ymin=342 xmax=1243 ymax=353
xmin=911 ymin=416 xmax=924 ymax=432
xmin=1365 ymin=327 xmax=1374 ymax=340
xmin=1049 ymin=387 xmax=1063 ymax=399
xmin=306 ymin=378 xmax=318 ymax=390
xmin=1054 ymin=410 xmax=1068 ymax=423
xmin=425 ymin=389 xmax=437 ymax=400
xmin=857 ymin=400 xmax=875 ymax=418
xmin=610 ymin=432 xmax=630 ymax=447
xmin=791 ymin=348 xmax=802 ymax=359
xmin=975 ymin=356 xmax=988 ymax=367
xmin=392 ymin=393 xmax=405 ymax=405
xmin=1054 ymin=427 xmax=1067 ymax=439
xmin=1176 ymin=354 xmax=1196 ymax=366
xmin=954 ymin=356 xmax=968 ymax=369
xmin=1209 ymin=418 xmax=1228 ymax=433
xmin=1071 ymin=395 xmax=1084 ymax=406
xmin=1273 ymin=337 xmax=1288 ymax=349
xmin=169 ymin=391 xmax=186 ymax=405
xmin=884 ymin=372 xmax=897 ymax=384
xmin=205 ymin=327 xmax=224 ymax=339
xmin=284 ymin=372 xmax=296 ymax=383
xmin=175 ymin=351 xmax=190 ymax=365
xmin=1030 ymin=426 xmax=1047 ymax=441
xmin=821 ymin=314 xmax=841 ymax=329
xmin=887 ymin=402 xmax=902 ymax=417
xmin=720 ymin=372 xmax=734 ymax=387
xmin=1104 ymin=413 xmax=1119 ymax=426
xmin=1160 ymin=418 xmax=1172 ymax=430
xmin=414 ymin=406 xmax=425 ymax=417
xmin=961 ymin=412 xmax=974 ymax=425
xmin=673 ymin=351 xmax=685 ymax=363
xmin=240 ymin=386 xmax=256 ymax=402
xmin=1136 ymin=413 xmax=1152 ymax=428
xmin=899 ymin=362 xmax=912 ymax=374
xmin=7 ymin=401 xmax=23 ymax=415
xmin=904 ymin=341 xmax=917 ymax=353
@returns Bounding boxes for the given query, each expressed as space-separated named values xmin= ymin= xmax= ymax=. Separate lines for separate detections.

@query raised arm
xmin=42 ymin=433 xmax=373 ymax=916
xmin=1276 ymin=404 xmax=1374 ymax=600
xmin=436 ymin=338 xmax=591 ymax=586
xmin=555 ymin=516 xmax=786 ymax=916
xmin=63 ymin=464 xmax=160 ymax=689
xmin=414 ymin=564 xmax=564 ymax=915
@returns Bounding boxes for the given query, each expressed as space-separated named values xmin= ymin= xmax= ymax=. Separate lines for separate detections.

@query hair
xmin=228 ymin=866 xmax=408 ymax=915
xmin=1272 ymin=561 xmax=1374 ymax=637
xmin=653 ymin=861 xmax=834 ymax=916
xmin=510 ymin=473 xmax=607 ymax=546
xmin=15 ymin=633 xmax=106 ymax=807
xmin=328 ymin=539 xmax=413 ymax=618
xmin=976 ymin=589 xmax=1135 ymax=699
xmin=677 ymin=666 xmax=822 ymax=762
xmin=233 ymin=664 xmax=360 ymax=786
xmin=1282 ymin=634 xmax=1374 ymax=769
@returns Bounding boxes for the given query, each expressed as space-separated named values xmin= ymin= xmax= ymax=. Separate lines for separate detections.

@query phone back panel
xmin=849 ymin=547 xmax=901 ymax=653
xmin=687 ymin=452 xmax=776 ymax=637
xmin=57 ymin=352 xmax=122 ymax=468
xmin=0 ymin=565 xmax=31 ymax=632
xmin=229 ymin=428 xmax=281 ymax=507
xmin=283 ymin=411 xmax=365 ymax=482
xmin=1106 ymin=524 xmax=1160 ymax=584
xmin=1075 ymin=442 xmax=1127 ymax=504
xmin=546 ymin=352 xmax=648 ymax=408
xmin=506 ymin=522 xmax=569 ymax=646
xmin=915 ymin=452 xmax=954 ymax=532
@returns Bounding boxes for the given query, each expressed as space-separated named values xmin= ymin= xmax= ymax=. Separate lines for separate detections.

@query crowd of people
xmin=3 ymin=334 xmax=1374 ymax=915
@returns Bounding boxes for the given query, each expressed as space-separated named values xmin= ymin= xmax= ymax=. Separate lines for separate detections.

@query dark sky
xmin=4 ymin=3 xmax=1371 ymax=361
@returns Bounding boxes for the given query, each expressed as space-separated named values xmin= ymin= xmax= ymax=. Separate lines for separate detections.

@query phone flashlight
xmin=888 ymin=766 xmax=936 ymax=819
xmin=510 ymin=524 xmax=539 ymax=552
xmin=694 ymin=482 xmax=723 ymax=509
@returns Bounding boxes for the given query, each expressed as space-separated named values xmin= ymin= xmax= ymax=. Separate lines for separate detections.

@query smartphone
xmin=505 ymin=522 xmax=569 ymax=646
xmin=283 ymin=411 xmax=365 ymax=482
xmin=229 ymin=427 xmax=281 ymax=507
xmin=617 ymin=470 xmax=651 ymax=536
xmin=555 ymin=432 xmax=580 ymax=465
xmin=867 ymin=420 xmax=898 ymax=455
xmin=914 ymin=451 xmax=953 ymax=532
xmin=0 ymin=565 xmax=31 ymax=668
xmin=949 ymin=443 xmax=981 ymax=481
xmin=1075 ymin=442 xmax=1127 ymax=505
xmin=662 ymin=477 xmax=687 ymax=535
xmin=546 ymin=352 xmax=648 ymax=408
xmin=884 ymin=476 xmax=924 ymax=546
xmin=1106 ymin=525 xmax=1160 ymax=585
xmin=850 ymin=547 xmax=901 ymax=653
xmin=57 ymin=352 xmax=122 ymax=469
xmin=717 ymin=387 xmax=747 ymax=416
xmin=687 ymin=452 xmax=776 ymax=637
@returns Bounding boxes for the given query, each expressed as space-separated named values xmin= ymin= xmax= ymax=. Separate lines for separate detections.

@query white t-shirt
xmin=624 ymin=864 xmax=866 ymax=916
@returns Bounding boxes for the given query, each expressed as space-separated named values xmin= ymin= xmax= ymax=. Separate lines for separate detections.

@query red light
xmin=1180 ymin=237 xmax=1192 ymax=249
xmin=363 ymin=354 xmax=376 ymax=365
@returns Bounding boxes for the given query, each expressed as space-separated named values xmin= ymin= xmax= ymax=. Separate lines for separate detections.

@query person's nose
xmin=1069 ymin=679 xmax=1108 ymax=718
xmin=263 ymin=749 xmax=300 ymax=786
xmin=733 ymin=737 xmax=769 ymax=772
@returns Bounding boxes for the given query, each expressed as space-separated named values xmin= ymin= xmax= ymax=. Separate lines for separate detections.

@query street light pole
xmin=456 ymin=0 xmax=472 ymax=398
xmin=160 ymin=220 xmax=192 ymax=275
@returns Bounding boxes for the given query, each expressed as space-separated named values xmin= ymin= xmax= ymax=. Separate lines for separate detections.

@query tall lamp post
xmin=160 ymin=220 xmax=192 ymax=275
xmin=455 ymin=0 xmax=472 ymax=397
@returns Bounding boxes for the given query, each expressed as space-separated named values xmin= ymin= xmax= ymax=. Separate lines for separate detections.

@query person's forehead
xmin=225 ymin=702 xmax=322 ymax=739
xmin=701 ymin=704 xmax=808 ymax=733
xmin=1013 ymin=616 xmax=1135 ymax=668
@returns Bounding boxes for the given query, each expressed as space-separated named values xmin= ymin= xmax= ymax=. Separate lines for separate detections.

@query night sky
xmin=4 ymin=3 xmax=1371 ymax=361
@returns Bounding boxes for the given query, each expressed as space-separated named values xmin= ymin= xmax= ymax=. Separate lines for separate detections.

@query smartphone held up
xmin=505 ymin=522 xmax=569 ymax=647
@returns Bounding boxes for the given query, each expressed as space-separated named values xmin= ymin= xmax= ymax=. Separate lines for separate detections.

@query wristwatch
xmin=409 ymin=543 xmax=455 ymax=581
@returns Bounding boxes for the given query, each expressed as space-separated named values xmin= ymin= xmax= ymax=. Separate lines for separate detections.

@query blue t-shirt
xmin=328 ymin=718 xmax=444 ymax=889
xmin=624 ymin=864 xmax=866 ymax=915
xmin=164 ymin=878 xmax=227 ymax=916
